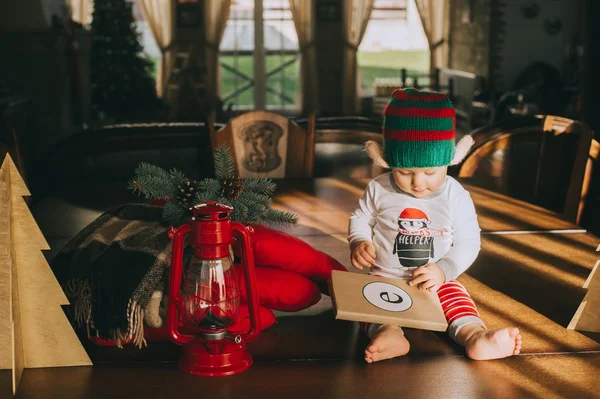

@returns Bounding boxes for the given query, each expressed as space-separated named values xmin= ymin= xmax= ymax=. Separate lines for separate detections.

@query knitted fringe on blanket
xmin=51 ymin=204 xmax=174 ymax=349
xmin=64 ymin=278 xmax=148 ymax=348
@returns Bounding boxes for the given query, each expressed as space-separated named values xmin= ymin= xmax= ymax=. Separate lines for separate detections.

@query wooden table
xmin=13 ymin=177 xmax=600 ymax=399
xmin=271 ymin=177 xmax=585 ymax=236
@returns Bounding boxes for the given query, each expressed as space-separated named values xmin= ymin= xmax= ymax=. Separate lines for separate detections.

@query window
xmin=220 ymin=0 xmax=300 ymax=111
xmin=358 ymin=0 xmax=429 ymax=95
xmin=369 ymin=0 xmax=408 ymax=20
xmin=130 ymin=0 xmax=161 ymax=81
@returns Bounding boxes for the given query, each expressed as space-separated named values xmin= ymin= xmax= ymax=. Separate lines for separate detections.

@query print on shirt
xmin=392 ymin=208 xmax=447 ymax=268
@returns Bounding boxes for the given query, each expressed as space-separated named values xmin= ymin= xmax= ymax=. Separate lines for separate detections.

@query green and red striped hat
xmin=382 ymin=88 xmax=456 ymax=168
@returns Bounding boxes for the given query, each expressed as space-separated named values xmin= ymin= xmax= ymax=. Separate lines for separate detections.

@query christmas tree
xmin=90 ymin=0 xmax=163 ymax=122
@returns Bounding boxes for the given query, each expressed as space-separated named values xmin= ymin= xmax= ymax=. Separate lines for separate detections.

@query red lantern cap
xmin=191 ymin=201 xmax=234 ymax=222
xmin=190 ymin=201 xmax=234 ymax=259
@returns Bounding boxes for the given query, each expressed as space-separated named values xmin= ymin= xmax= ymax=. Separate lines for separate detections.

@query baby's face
xmin=392 ymin=166 xmax=447 ymax=198
xmin=400 ymin=220 xmax=423 ymax=231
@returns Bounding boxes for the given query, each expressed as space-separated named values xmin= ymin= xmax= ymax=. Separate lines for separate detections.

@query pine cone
xmin=175 ymin=179 xmax=200 ymax=204
xmin=221 ymin=175 xmax=245 ymax=200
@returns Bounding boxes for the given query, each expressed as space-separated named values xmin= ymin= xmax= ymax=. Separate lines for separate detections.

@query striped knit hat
xmin=365 ymin=88 xmax=474 ymax=169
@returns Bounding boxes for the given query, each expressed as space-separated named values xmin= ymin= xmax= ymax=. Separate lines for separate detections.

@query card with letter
xmin=328 ymin=270 xmax=447 ymax=332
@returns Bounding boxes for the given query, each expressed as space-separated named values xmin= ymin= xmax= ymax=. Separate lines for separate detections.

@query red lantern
xmin=167 ymin=201 xmax=260 ymax=376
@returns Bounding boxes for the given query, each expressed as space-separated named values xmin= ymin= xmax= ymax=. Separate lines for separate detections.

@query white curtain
xmin=67 ymin=0 xmax=93 ymax=26
xmin=414 ymin=0 xmax=450 ymax=72
xmin=139 ymin=0 xmax=176 ymax=97
xmin=204 ymin=0 xmax=232 ymax=110
xmin=342 ymin=0 xmax=374 ymax=115
xmin=289 ymin=0 xmax=317 ymax=114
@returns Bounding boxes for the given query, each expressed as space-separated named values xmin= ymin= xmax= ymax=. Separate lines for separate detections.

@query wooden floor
xmin=4 ymin=353 xmax=600 ymax=399
xmin=4 ymin=148 xmax=600 ymax=398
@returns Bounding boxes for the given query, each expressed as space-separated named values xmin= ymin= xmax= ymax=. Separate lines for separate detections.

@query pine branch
xmin=230 ymin=201 xmax=249 ymax=222
xmin=262 ymin=209 xmax=299 ymax=226
xmin=243 ymin=177 xmax=276 ymax=196
xmin=237 ymin=190 xmax=272 ymax=207
xmin=162 ymin=201 xmax=189 ymax=226
xmin=195 ymin=190 xmax=217 ymax=204
xmin=135 ymin=162 xmax=171 ymax=180
xmin=198 ymin=178 xmax=222 ymax=198
xmin=128 ymin=175 xmax=175 ymax=199
xmin=216 ymin=197 xmax=242 ymax=221
xmin=217 ymin=196 xmax=232 ymax=206
xmin=213 ymin=146 xmax=235 ymax=179
xmin=128 ymin=146 xmax=298 ymax=228
xmin=237 ymin=198 xmax=268 ymax=224
xmin=168 ymin=168 xmax=187 ymax=186
xmin=127 ymin=178 xmax=146 ymax=197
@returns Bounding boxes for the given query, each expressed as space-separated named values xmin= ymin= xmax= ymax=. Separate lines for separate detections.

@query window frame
xmin=219 ymin=0 xmax=301 ymax=112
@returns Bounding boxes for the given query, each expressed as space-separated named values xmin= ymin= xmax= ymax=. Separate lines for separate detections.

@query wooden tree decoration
xmin=0 ymin=154 xmax=91 ymax=396
xmin=568 ymin=242 xmax=600 ymax=333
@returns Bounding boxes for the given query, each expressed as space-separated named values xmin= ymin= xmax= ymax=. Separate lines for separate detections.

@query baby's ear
xmin=450 ymin=136 xmax=475 ymax=166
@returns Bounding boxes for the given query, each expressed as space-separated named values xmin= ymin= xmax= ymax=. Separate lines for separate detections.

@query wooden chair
xmin=208 ymin=111 xmax=316 ymax=178
xmin=579 ymin=139 xmax=600 ymax=232
xmin=458 ymin=115 xmax=595 ymax=224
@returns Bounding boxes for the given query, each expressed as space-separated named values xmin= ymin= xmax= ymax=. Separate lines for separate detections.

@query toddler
xmin=349 ymin=88 xmax=522 ymax=363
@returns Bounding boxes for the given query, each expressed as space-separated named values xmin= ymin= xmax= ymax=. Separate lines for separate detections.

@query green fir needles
xmin=128 ymin=147 xmax=298 ymax=227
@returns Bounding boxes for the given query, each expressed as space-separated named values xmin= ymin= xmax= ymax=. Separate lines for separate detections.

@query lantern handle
xmin=231 ymin=223 xmax=261 ymax=342
xmin=167 ymin=223 xmax=195 ymax=345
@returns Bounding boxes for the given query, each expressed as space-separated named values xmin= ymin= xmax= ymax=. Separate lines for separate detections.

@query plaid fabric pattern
xmin=51 ymin=204 xmax=181 ymax=346
xmin=382 ymin=88 xmax=456 ymax=168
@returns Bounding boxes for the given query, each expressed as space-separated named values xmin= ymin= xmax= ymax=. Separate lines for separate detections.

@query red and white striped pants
xmin=362 ymin=279 xmax=484 ymax=341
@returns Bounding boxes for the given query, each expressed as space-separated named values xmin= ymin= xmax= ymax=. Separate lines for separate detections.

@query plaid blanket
xmin=51 ymin=204 xmax=188 ymax=348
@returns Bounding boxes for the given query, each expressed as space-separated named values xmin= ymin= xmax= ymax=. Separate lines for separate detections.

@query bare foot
xmin=364 ymin=325 xmax=410 ymax=363
xmin=461 ymin=325 xmax=522 ymax=360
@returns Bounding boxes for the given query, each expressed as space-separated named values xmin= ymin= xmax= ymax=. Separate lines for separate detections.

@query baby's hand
xmin=408 ymin=263 xmax=446 ymax=292
xmin=350 ymin=241 xmax=377 ymax=270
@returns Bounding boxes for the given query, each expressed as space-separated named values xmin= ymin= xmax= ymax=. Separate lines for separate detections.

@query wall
xmin=315 ymin=0 xmax=345 ymax=116
xmin=497 ymin=0 xmax=580 ymax=91
xmin=449 ymin=0 xmax=583 ymax=94
xmin=0 ymin=30 xmax=92 ymax=144
xmin=42 ymin=0 xmax=68 ymax=25
xmin=582 ymin=0 xmax=598 ymax=133
xmin=448 ymin=0 xmax=491 ymax=78
xmin=0 ymin=0 xmax=66 ymax=30
xmin=0 ymin=0 xmax=48 ymax=30
xmin=0 ymin=0 xmax=91 ymax=148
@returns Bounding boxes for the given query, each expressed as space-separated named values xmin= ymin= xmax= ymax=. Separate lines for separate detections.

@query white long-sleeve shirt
xmin=348 ymin=173 xmax=481 ymax=281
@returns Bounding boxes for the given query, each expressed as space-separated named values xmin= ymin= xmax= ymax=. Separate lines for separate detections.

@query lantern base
xmin=178 ymin=336 xmax=253 ymax=377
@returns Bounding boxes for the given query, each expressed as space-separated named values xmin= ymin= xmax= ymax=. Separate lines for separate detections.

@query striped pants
xmin=362 ymin=280 xmax=484 ymax=342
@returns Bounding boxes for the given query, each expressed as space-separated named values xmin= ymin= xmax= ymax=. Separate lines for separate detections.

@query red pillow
xmin=149 ymin=198 xmax=168 ymax=206
xmin=227 ymin=304 xmax=277 ymax=335
xmin=235 ymin=224 xmax=347 ymax=282
xmin=235 ymin=265 xmax=322 ymax=312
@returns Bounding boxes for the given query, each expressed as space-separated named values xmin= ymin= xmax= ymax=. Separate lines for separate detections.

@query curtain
xmin=342 ymin=0 xmax=374 ymax=115
xmin=67 ymin=0 xmax=93 ymax=26
xmin=139 ymin=0 xmax=175 ymax=97
xmin=204 ymin=0 xmax=232 ymax=111
xmin=289 ymin=0 xmax=317 ymax=114
xmin=414 ymin=0 xmax=450 ymax=73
